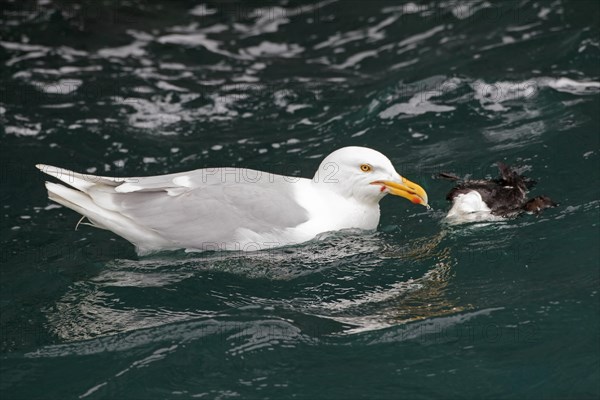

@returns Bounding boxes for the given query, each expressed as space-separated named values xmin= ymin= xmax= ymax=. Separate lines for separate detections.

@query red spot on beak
xmin=380 ymin=186 xmax=386 ymax=192
xmin=411 ymin=197 xmax=421 ymax=204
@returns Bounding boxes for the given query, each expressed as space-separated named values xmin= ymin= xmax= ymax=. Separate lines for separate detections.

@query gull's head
xmin=313 ymin=146 xmax=429 ymax=207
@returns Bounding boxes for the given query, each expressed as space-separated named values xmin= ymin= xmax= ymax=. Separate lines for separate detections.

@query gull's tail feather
xmin=40 ymin=168 xmax=171 ymax=255
xmin=36 ymin=164 xmax=122 ymax=192
xmin=45 ymin=181 xmax=112 ymax=230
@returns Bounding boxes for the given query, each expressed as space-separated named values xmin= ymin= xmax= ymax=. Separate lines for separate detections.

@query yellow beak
xmin=371 ymin=176 xmax=429 ymax=208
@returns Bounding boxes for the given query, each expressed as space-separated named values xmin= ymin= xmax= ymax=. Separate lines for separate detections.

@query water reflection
xmin=44 ymin=230 xmax=461 ymax=341
xmin=308 ymin=232 xmax=462 ymax=334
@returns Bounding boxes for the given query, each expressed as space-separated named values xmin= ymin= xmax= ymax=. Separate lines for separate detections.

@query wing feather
xmin=39 ymin=165 xmax=310 ymax=248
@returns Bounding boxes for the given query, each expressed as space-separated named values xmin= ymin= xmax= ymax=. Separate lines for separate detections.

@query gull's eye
xmin=360 ymin=164 xmax=372 ymax=172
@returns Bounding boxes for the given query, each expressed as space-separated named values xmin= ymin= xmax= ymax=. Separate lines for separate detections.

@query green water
xmin=1 ymin=1 xmax=599 ymax=399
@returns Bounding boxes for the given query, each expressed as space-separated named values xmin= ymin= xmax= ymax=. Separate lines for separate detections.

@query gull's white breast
xmin=287 ymin=180 xmax=381 ymax=240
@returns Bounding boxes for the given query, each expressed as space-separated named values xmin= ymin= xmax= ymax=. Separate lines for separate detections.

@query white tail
xmin=38 ymin=165 xmax=171 ymax=254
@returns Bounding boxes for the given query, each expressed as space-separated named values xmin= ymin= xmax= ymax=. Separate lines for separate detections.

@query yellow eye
xmin=360 ymin=164 xmax=372 ymax=172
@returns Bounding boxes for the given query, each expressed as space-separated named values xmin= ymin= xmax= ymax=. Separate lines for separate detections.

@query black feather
xmin=523 ymin=196 xmax=558 ymax=214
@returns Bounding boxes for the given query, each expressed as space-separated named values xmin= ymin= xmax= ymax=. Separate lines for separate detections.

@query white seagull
xmin=37 ymin=146 xmax=429 ymax=254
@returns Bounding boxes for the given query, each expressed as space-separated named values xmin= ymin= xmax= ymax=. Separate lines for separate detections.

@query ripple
xmin=2 ymin=1 xmax=599 ymax=397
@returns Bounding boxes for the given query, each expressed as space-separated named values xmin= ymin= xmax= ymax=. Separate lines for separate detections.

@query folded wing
xmin=37 ymin=164 xmax=309 ymax=253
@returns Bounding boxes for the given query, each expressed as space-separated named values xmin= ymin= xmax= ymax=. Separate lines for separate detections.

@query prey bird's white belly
xmin=445 ymin=191 xmax=504 ymax=224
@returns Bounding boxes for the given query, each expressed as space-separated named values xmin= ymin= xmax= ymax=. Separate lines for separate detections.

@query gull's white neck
xmin=288 ymin=179 xmax=381 ymax=240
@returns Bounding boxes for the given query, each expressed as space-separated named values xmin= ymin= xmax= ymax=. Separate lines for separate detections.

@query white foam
xmin=38 ymin=79 xmax=82 ymax=94
xmin=243 ymin=41 xmax=304 ymax=58
xmin=379 ymin=90 xmax=455 ymax=118
xmin=189 ymin=4 xmax=217 ymax=16
xmin=471 ymin=79 xmax=537 ymax=110
xmin=471 ymin=77 xmax=600 ymax=111
xmin=97 ymin=41 xmax=146 ymax=58
xmin=543 ymin=77 xmax=600 ymax=95
xmin=5 ymin=124 xmax=41 ymax=137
